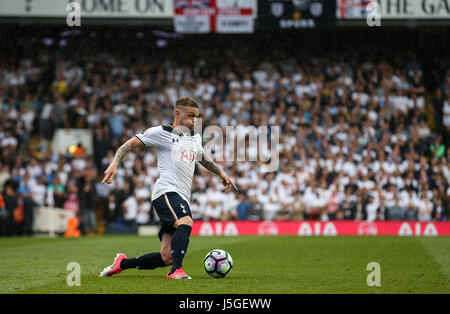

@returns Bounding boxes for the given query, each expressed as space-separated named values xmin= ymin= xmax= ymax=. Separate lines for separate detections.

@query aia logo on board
xmin=258 ymin=222 xmax=279 ymax=235
xmin=358 ymin=222 xmax=378 ymax=236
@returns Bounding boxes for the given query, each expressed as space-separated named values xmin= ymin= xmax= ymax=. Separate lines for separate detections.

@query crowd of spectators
xmin=0 ymin=29 xmax=449 ymax=235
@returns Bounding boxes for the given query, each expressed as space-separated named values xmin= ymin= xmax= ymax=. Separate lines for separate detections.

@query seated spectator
xmin=47 ymin=176 xmax=66 ymax=208
xmin=386 ymin=193 xmax=405 ymax=220
xmin=221 ymin=192 xmax=238 ymax=221
xmin=190 ymin=196 xmax=204 ymax=221
xmin=0 ymin=165 xmax=11 ymax=192
xmin=400 ymin=188 xmax=419 ymax=220
xmin=136 ymin=196 xmax=151 ymax=225
xmin=291 ymin=193 xmax=305 ymax=220
xmin=404 ymin=203 xmax=418 ymax=221
xmin=1 ymin=180 xmax=19 ymax=236
xmin=436 ymin=185 xmax=450 ymax=221
xmin=104 ymin=194 xmax=120 ymax=223
xmin=303 ymin=184 xmax=327 ymax=220
xmin=236 ymin=192 xmax=250 ymax=221
xmin=327 ymin=187 xmax=341 ymax=220
xmin=205 ymin=185 xmax=225 ymax=221
xmin=21 ymin=191 xmax=38 ymax=236
xmin=122 ymin=192 xmax=138 ymax=230
xmin=79 ymin=181 xmax=97 ymax=233
xmin=417 ymin=192 xmax=433 ymax=222
xmin=247 ymin=194 xmax=264 ymax=221
xmin=365 ymin=193 xmax=380 ymax=222
xmin=433 ymin=197 xmax=444 ymax=221
xmin=64 ymin=192 xmax=79 ymax=215
xmin=274 ymin=206 xmax=292 ymax=221
xmin=340 ymin=188 xmax=358 ymax=220
xmin=263 ymin=191 xmax=281 ymax=221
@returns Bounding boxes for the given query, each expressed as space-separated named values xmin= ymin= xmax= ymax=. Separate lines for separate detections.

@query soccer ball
xmin=203 ymin=249 xmax=233 ymax=278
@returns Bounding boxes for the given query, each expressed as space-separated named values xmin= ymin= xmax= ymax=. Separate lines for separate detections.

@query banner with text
xmin=174 ymin=0 xmax=254 ymax=33
xmin=336 ymin=0 xmax=450 ymax=19
xmin=0 ymin=0 xmax=173 ymax=18
xmin=257 ymin=0 xmax=336 ymax=29
xmin=191 ymin=221 xmax=450 ymax=236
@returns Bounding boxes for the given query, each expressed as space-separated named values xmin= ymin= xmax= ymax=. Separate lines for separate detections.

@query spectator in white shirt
xmin=1 ymin=131 xmax=18 ymax=148
xmin=30 ymin=177 xmax=47 ymax=207
xmin=400 ymin=188 xmax=419 ymax=220
xmin=205 ymin=185 xmax=226 ymax=221
xmin=189 ymin=195 xmax=204 ymax=221
xmin=122 ymin=193 xmax=138 ymax=227
xmin=136 ymin=196 xmax=151 ymax=225
xmin=365 ymin=194 xmax=380 ymax=222
xmin=417 ymin=192 xmax=433 ymax=222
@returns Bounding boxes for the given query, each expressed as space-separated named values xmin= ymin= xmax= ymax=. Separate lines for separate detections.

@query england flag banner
xmin=174 ymin=0 xmax=254 ymax=33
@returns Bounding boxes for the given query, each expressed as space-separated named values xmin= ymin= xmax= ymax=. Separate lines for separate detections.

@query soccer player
xmin=99 ymin=96 xmax=237 ymax=279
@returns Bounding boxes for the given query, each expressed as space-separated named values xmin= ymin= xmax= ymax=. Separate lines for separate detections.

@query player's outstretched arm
xmin=198 ymin=152 xmax=238 ymax=192
xmin=101 ymin=136 xmax=144 ymax=184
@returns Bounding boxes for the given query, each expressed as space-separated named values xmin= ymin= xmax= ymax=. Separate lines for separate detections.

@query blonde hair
xmin=175 ymin=96 xmax=199 ymax=109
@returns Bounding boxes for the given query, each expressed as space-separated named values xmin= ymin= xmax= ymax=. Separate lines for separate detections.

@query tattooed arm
xmin=198 ymin=152 xmax=222 ymax=176
xmin=199 ymin=152 xmax=238 ymax=192
xmin=101 ymin=136 xmax=143 ymax=184
xmin=113 ymin=142 xmax=132 ymax=164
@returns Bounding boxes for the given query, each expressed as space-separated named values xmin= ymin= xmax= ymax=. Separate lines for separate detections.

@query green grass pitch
xmin=1 ymin=235 xmax=450 ymax=294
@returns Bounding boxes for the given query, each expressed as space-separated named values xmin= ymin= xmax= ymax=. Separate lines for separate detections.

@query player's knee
xmin=174 ymin=216 xmax=193 ymax=228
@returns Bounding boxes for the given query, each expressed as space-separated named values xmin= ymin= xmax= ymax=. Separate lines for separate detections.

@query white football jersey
xmin=135 ymin=124 xmax=204 ymax=205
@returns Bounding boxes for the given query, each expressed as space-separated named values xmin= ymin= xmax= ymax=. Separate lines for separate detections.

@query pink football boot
xmin=99 ymin=253 xmax=127 ymax=277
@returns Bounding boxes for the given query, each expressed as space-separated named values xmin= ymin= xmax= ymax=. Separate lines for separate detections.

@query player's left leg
xmin=166 ymin=216 xmax=193 ymax=279
xmin=100 ymin=250 xmax=168 ymax=277
xmin=118 ymin=232 xmax=173 ymax=271
xmin=100 ymin=232 xmax=173 ymax=277
xmin=119 ymin=251 xmax=167 ymax=270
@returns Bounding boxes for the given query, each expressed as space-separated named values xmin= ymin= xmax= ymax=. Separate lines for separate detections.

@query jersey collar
xmin=166 ymin=123 xmax=196 ymax=136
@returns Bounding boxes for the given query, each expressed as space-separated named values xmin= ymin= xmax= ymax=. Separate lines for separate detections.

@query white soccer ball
xmin=203 ymin=249 xmax=233 ymax=278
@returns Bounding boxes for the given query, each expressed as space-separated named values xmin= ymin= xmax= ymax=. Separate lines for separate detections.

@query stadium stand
xmin=0 ymin=27 xmax=449 ymax=235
